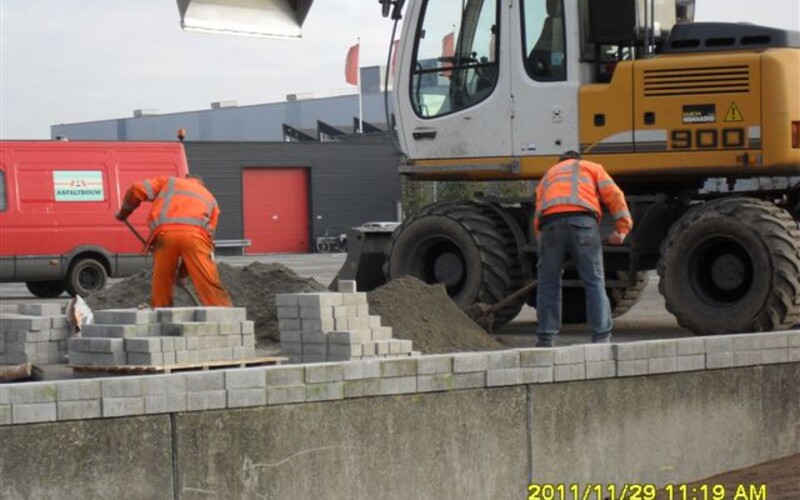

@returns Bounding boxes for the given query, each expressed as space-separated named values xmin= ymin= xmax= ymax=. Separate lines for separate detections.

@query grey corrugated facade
xmin=183 ymin=137 xmax=402 ymax=245
xmin=51 ymin=67 xmax=390 ymax=143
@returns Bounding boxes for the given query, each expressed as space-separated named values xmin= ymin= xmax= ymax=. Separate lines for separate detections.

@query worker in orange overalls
xmin=116 ymin=175 xmax=233 ymax=308
xmin=533 ymin=150 xmax=632 ymax=347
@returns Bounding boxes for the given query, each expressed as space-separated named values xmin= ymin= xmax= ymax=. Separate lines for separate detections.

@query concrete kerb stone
xmin=144 ymin=374 xmax=187 ymax=414
xmin=11 ymin=382 xmax=57 ymax=404
xmin=19 ymin=303 xmax=62 ymax=316
xmin=187 ymin=390 xmax=227 ymax=411
xmin=452 ymin=353 xmax=489 ymax=373
xmin=265 ymin=366 xmax=304 ymax=386
xmin=3 ymin=329 xmax=800 ymax=426
xmin=341 ymin=359 xmax=381 ymax=380
xmin=380 ymin=358 xmax=416 ymax=378
xmin=487 ymin=350 xmax=520 ymax=370
xmin=58 ymin=400 xmax=102 ymax=421
xmin=57 ymin=380 xmax=101 ymax=401
xmin=416 ymin=354 xmax=454 ymax=375
xmin=267 ymin=385 xmax=306 ymax=405
xmin=224 ymin=367 xmax=267 ymax=390
xmin=554 ymin=345 xmax=585 ymax=365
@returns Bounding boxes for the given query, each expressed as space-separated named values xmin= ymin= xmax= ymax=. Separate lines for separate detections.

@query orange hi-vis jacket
xmin=121 ymin=176 xmax=219 ymax=244
xmin=534 ymin=159 xmax=632 ymax=237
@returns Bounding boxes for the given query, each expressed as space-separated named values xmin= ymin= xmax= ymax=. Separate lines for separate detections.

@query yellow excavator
xmin=175 ymin=0 xmax=800 ymax=335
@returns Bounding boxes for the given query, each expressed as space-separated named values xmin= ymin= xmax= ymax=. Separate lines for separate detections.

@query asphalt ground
xmin=0 ymin=252 xmax=692 ymax=347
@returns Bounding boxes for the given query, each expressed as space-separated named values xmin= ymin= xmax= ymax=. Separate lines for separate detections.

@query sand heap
xmin=87 ymin=264 xmax=501 ymax=354
xmin=367 ymin=276 xmax=503 ymax=354
xmin=85 ymin=262 xmax=326 ymax=344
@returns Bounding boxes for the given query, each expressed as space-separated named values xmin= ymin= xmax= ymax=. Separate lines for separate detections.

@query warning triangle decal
xmin=724 ymin=102 xmax=744 ymax=122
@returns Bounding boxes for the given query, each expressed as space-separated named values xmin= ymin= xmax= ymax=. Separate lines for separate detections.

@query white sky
xmin=1 ymin=0 xmax=798 ymax=139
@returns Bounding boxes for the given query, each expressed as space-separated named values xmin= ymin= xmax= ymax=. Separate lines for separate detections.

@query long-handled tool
xmin=465 ymin=279 xmax=538 ymax=333
xmin=121 ymin=219 xmax=201 ymax=306
xmin=465 ymin=258 xmax=577 ymax=332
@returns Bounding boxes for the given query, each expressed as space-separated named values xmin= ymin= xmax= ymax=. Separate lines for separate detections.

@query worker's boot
xmin=536 ymin=338 xmax=555 ymax=348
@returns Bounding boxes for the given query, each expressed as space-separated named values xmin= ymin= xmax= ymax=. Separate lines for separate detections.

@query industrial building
xmin=51 ymin=67 xmax=391 ymax=143
xmin=52 ymin=66 xmax=403 ymax=255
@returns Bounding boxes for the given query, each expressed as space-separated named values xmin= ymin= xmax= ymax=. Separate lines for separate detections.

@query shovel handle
xmin=122 ymin=219 xmax=147 ymax=245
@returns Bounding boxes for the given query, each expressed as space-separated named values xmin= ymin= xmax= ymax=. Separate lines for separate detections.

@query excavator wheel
xmin=658 ymin=198 xmax=800 ymax=334
xmin=559 ymin=271 xmax=650 ymax=325
xmin=386 ymin=201 xmax=524 ymax=329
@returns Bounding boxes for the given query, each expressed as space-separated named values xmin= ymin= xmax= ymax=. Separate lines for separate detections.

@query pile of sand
xmin=367 ymin=276 xmax=503 ymax=354
xmin=85 ymin=262 xmax=326 ymax=344
xmin=87 ymin=264 xmax=501 ymax=354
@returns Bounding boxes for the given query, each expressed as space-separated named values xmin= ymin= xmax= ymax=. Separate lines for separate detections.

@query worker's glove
xmin=115 ymin=210 xmax=130 ymax=221
xmin=607 ymin=230 xmax=627 ymax=245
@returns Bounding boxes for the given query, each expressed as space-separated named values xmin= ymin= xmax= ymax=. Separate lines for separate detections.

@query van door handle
xmin=412 ymin=128 xmax=437 ymax=140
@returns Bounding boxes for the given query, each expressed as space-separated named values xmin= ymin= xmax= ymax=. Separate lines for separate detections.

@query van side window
xmin=0 ymin=170 xmax=6 ymax=211
xmin=522 ymin=0 xmax=566 ymax=81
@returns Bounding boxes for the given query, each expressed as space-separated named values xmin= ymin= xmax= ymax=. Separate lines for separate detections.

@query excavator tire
xmin=386 ymin=201 xmax=523 ymax=329
xmin=560 ymin=271 xmax=649 ymax=324
xmin=658 ymin=198 xmax=800 ymax=334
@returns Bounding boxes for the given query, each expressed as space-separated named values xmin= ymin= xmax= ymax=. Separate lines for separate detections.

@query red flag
xmin=391 ymin=39 xmax=400 ymax=74
xmin=345 ymin=43 xmax=360 ymax=85
xmin=441 ymin=32 xmax=455 ymax=76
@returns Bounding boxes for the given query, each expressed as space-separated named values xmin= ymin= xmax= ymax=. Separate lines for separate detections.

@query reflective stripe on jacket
xmin=533 ymin=159 xmax=632 ymax=236
xmin=121 ymin=176 xmax=219 ymax=238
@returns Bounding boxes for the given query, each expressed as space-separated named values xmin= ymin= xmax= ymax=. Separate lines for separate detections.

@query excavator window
xmin=410 ymin=0 xmax=499 ymax=118
xmin=521 ymin=0 xmax=566 ymax=81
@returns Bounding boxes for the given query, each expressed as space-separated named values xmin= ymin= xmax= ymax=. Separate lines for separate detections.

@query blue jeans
xmin=536 ymin=214 xmax=612 ymax=342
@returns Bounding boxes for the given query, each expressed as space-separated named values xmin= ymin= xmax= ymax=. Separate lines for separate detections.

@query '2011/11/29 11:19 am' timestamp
xmin=526 ymin=482 xmax=768 ymax=500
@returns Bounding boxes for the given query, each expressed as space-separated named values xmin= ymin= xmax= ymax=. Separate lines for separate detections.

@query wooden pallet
xmin=70 ymin=356 xmax=286 ymax=376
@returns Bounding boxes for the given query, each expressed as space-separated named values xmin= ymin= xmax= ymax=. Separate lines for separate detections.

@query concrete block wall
xmin=67 ymin=307 xmax=256 ymax=367
xmin=2 ymin=329 xmax=798 ymax=426
xmin=1 ymin=330 xmax=799 ymax=498
xmin=277 ymin=281 xmax=414 ymax=363
xmin=0 ymin=304 xmax=70 ymax=365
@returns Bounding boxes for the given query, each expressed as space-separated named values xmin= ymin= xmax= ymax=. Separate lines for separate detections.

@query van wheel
xmin=65 ymin=258 xmax=108 ymax=297
xmin=25 ymin=281 xmax=66 ymax=298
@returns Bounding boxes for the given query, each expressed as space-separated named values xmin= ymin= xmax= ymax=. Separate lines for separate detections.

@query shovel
xmin=465 ymin=280 xmax=538 ymax=333
xmin=465 ymin=258 xmax=577 ymax=332
xmin=121 ymin=219 xmax=201 ymax=306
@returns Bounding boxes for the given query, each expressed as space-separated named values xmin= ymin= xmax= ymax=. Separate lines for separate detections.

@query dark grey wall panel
xmin=184 ymin=138 xmax=402 ymax=246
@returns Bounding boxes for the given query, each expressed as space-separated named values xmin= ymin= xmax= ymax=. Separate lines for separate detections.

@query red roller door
xmin=242 ymin=168 xmax=309 ymax=254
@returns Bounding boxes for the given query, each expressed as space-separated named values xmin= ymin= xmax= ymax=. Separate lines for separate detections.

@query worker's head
xmin=185 ymin=174 xmax=205 ymax=186
xmin=559 ymin=150 xmax=581 ymax=162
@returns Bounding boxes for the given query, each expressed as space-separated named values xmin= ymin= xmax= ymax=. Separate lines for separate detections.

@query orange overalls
xmin=120 ymin=176 xmax=233 ymax=308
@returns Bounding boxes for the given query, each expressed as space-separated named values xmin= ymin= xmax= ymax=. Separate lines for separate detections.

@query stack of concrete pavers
xmin=67 ymin=307 xmax=256 ymax=367
xmin=277 ymin=280 xmax=413 ymax=363
xmin=0 ymin=304 xmax=71 ymax=365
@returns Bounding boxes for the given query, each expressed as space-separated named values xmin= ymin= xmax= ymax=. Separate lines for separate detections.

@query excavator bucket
xmin=332 ymin=227 xmax=394 ymax=292
xmin=176 ymin=0 xmax=313 ymax=39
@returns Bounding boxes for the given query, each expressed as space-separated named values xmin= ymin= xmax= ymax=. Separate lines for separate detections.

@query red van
xmin=0 ymin=141 xmax=190 ymax=298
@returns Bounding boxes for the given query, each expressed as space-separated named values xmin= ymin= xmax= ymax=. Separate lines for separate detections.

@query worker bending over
xmin=116 ymin=175 xmax=233 ymax=308
xmin=533 ymin=151 xmax=632 ymax=347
